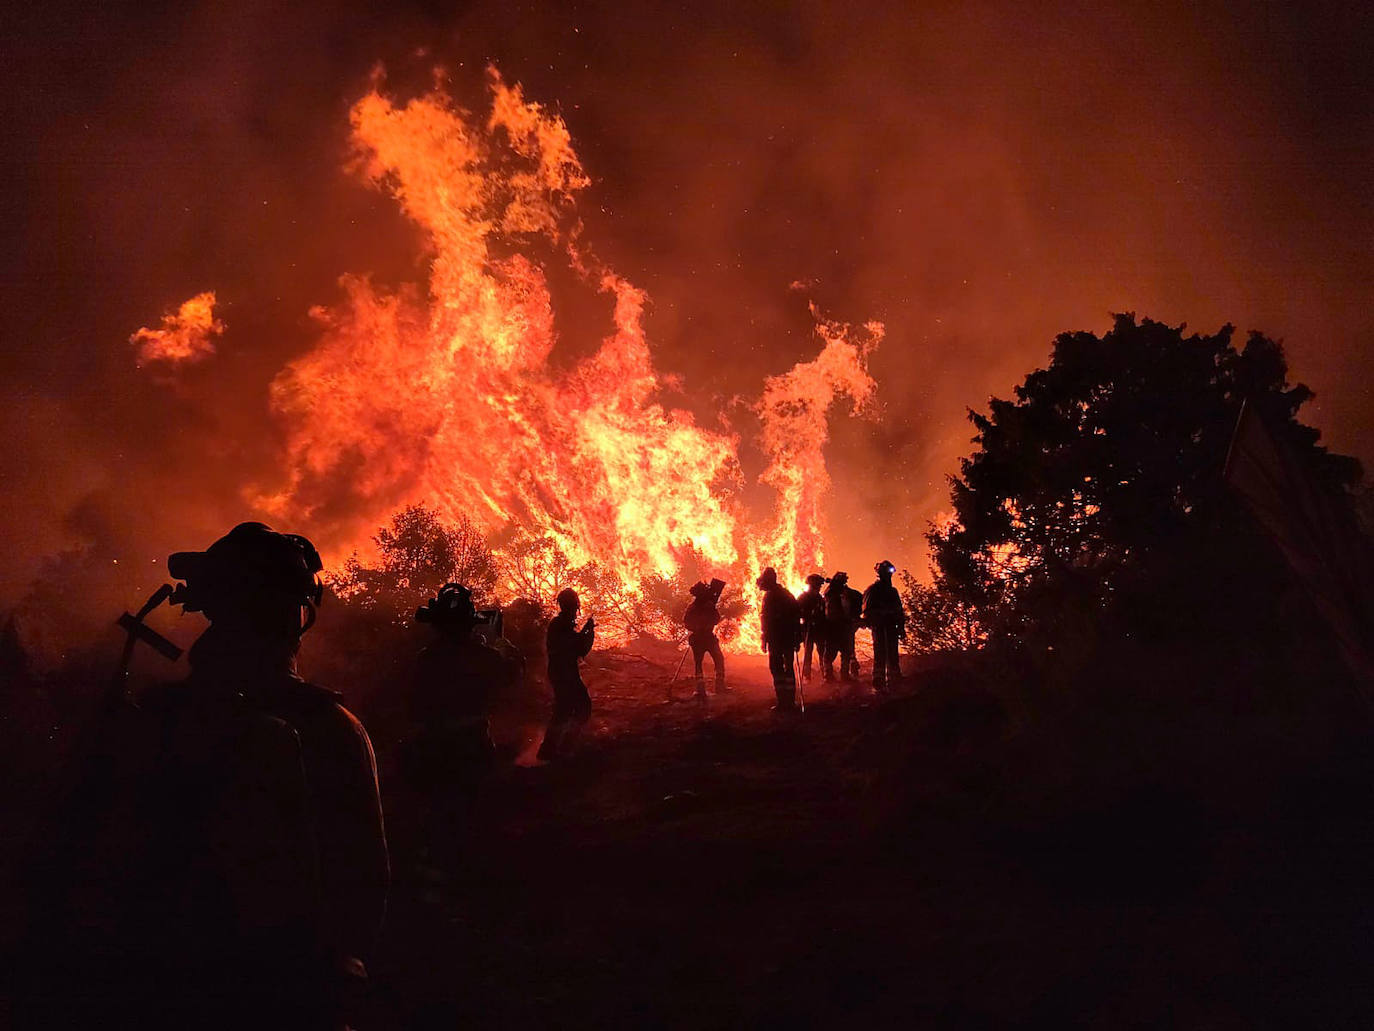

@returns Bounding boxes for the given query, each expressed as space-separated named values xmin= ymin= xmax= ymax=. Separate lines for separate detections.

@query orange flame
xmin=244 ymin=68 xmax=879 ymax=637
xmin=751 ymin=307 xmax=882 ymax=592
xmin=130 ymin=291 xmax=223 ymax=364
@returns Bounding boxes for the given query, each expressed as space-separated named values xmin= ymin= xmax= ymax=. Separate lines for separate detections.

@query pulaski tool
xmin=111 ymin=584 xmax=184 ymax=701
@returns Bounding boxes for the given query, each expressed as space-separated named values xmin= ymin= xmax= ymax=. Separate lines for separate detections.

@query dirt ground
xmin=366 ymin=650 xmax=1374 ymax=1030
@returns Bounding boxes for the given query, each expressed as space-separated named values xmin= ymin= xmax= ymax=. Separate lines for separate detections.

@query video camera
xmin=470 ymin=608 xmax=504 ymax=646
xmin=690 ymin=578 xmax=727 ymax=604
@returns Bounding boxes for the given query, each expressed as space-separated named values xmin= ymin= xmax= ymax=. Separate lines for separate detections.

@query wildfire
xmin=150 ymin=68 xmax=879 ymax=639
xmin=130 ymin=291 xmax=223 ymax=364
xmin=750 ymin=306 xmax=882 ymax=591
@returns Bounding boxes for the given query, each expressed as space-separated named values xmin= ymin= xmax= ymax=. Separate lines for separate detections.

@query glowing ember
xmin=130 ymin=291 xmax=223 ymax=364
xmin=235 ymin=67 xmax=881 ymax=635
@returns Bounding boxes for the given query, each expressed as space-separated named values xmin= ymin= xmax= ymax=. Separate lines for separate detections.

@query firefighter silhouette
xmin=405 ymin=583 xmax=516 ymax=844
xmin=537 ymin=588 xmax=595 ymax=760
xmin=26 ymin=522 xmax=388 ymax=1030
xmin=684 ymin=579 xmax=728 ymax=696
xmin=862 ymin=559 xmax=906 ymax=691
xmin=798 ymin=573 xmax=827 ymax=681
xmin=757 ymin=567 xmax=802 ymax=710
xmin=822 ymin=571 xmax=862 ymax=683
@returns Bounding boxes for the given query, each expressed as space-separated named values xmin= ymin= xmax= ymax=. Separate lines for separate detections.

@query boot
xmin=714 ymin=675 xmax=729 ymax=694
xmin=695 ymin=677 xmax=708 ymax=699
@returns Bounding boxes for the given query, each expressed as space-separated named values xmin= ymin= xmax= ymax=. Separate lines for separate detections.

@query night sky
xmin=3 ymin=0 xmax=1371 ymax=607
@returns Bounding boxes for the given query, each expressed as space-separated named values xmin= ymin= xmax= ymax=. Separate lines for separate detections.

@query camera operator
xmin=683 ymin=579 xmax=728 ymax=697
xmin=406 ymin=584 xmax=515 ymax=842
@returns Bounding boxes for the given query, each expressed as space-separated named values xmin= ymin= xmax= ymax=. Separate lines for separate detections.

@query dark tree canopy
xmin=334 ymin=503 xmax=498 ymax=620
xmin=927 ymin=314 xmax=1361 ymax=649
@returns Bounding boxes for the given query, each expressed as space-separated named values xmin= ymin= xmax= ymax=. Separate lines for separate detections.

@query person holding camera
xmin=683 ymin=579 xmax=728 ymax=697
xmin=536 ymin=587 xmax=596 ymax=761
xmin=406 ymin=583 xmax=514 ymax=838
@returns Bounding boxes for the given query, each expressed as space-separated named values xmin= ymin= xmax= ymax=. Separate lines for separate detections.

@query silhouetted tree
xmin=899 ymin=569 xmax=985 ymax=654
xmin=334 ymin=504 xmax=498 ymax=621
xmin=930 ymin=314 xmax=1361 ymax=651
xmin=493 ymin=531 xmax=585 ymax=614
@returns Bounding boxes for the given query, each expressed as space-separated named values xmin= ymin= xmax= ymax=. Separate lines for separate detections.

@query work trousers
xmin=765 ymin=637 xmax=797 ymax=707
xmin=538 ymin=678 xmax=591 ymax=759
xmin=690 ymin=632 xmax=726 ymax=691
xmin=823 ymin=624 xmax=857 ymax=681
xmin=801 ymin=625 xmax=825 ymax=679
xmin=871 ymin=623 xmax=903 ymax=688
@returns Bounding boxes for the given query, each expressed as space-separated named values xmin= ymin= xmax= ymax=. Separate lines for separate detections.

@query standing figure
xmin=822 ymin=571 xmax=861 ymax=683
xmin=798 ymin=573 xmax=827 ymax=681
xmin=757 ymin=567 xmax=802 ymax=711
xmin=537 ymin=588 xmax=595 ymax=760
xmin=29 ymin=522 xmax=389 ymax=1031
xmin=684 ymin=579 xmax=728 ymax=697
xmin=843 ymin=576 xmax=865 ymax=680
xmin=863 ymin=560 xmax=907 ymax=692
xmin=406 ymin=583 xmax=515 ymax=840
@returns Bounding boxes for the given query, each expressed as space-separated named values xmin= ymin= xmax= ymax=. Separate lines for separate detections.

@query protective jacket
xmin=825 ymin=584 xmax=862 ymax=624
xmin=861 ymin=579 xmax=906 ymax=629
xmin=799 ymin=589 xmax=826 ymax=631
xmin=760 ymin=584 xmax=802 ymax=647
xmin=547 ymin=611 xmax=594 ymax=687
xmin=40 ymin=660 xmax=388 ymax=1030
xmin=683 ymin=596 xmax=722 ymax=638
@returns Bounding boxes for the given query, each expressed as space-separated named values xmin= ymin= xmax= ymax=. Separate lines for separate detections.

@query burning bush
xmin=332 ymin=503 xmax=498 ymax=622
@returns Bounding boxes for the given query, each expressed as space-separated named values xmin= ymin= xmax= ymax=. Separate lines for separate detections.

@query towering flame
xmin=751 ymin=307 xmax=883 ymax=588
xmin=236 ymin=67 xmax=880 ymax=628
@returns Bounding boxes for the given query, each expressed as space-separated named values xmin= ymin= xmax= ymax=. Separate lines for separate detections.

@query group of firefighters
xmin=682 ymin=561 xmax=908 ymax=711
xmin=26 ymin=521 xmax=911 ymax=1029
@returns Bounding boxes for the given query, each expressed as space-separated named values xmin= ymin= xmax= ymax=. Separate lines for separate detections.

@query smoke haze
xmin=3 ymin=0 xmax=1371 ymax=627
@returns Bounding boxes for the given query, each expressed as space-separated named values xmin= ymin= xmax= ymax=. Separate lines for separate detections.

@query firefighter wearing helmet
xmin=798 ymin=573 xmax=828 ymax=681
xmin=683 ymin=579 xmax=728 ymax=697
xmin=406 ymin=583 xmax=516 ymax=839
xmin=756 ymin=566 xmax=803 ymax=710
xmin=37 ymin=522 xmax=388 ymax=1030
xmin=821 ymin=571 xmax=862 ymax=683
xmin=537 ymin=587 xmax=595 ymax=760
xmin=862 ymin=559 xmax=907 ymax=692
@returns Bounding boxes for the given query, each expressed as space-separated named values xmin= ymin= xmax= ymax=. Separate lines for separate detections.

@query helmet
xmin=805 ymin=573 xmax=825 ymax=588
xmin=755 ymin=566 xmax=778 ymax=589
xmin=168 ymin=522 xmax=324 ymax=615
xmin=556 ymin=587 xmax=580 ymax=613
xmin=875 ymin=560 xmax=897 ymax=578
xmin=829 ymin=571 xmax=849 ymax=586
xmin=415 ymin=582 xmax=477 ymax=628
xmin=689 ymin=581 xmax=711 ymax=598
